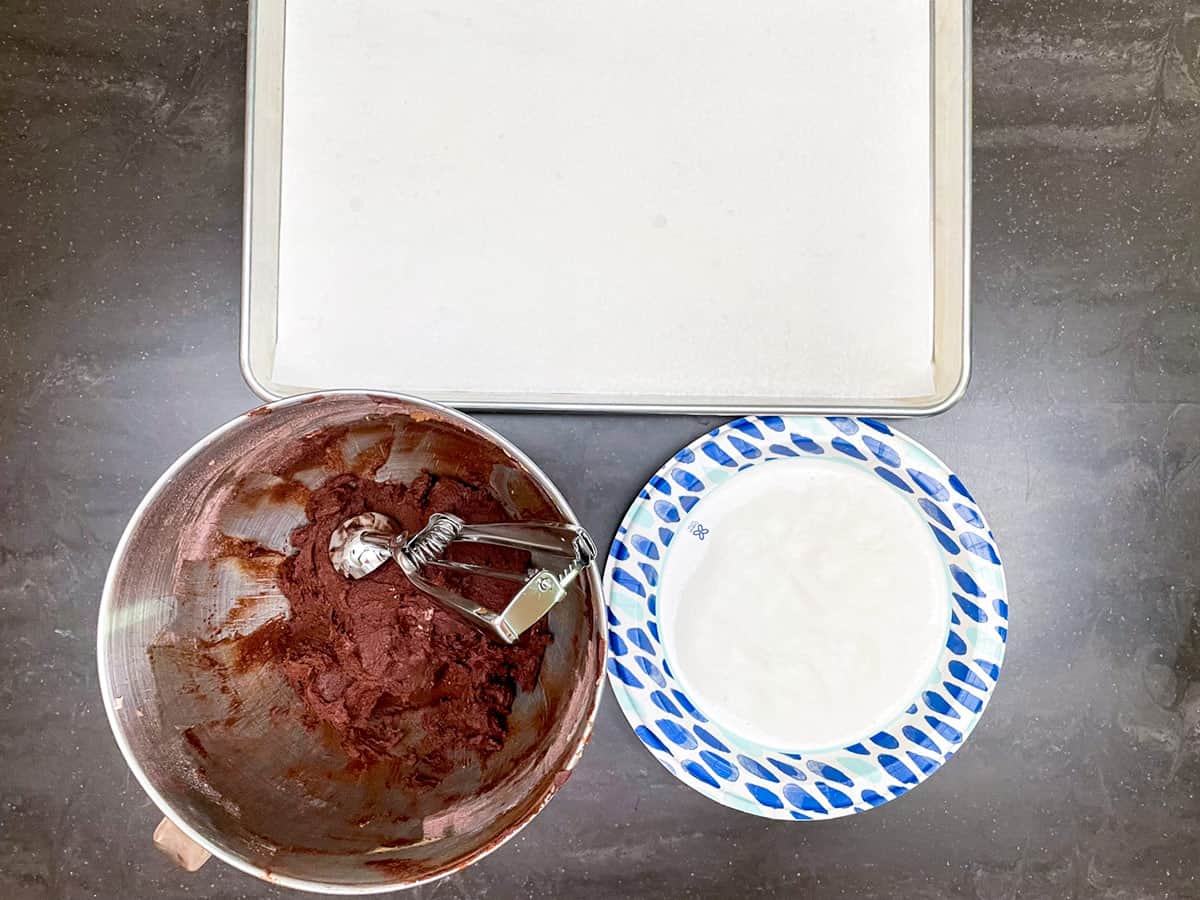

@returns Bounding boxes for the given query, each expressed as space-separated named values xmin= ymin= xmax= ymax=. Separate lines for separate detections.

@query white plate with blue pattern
xmin=603 ymin=416 xmax=1008 ymax=819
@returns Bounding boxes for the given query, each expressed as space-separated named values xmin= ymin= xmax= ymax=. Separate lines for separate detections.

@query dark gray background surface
xmin=5 ymin=1 xmax=1200 ymax=897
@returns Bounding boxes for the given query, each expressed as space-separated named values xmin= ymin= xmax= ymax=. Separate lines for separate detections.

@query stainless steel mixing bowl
xmin=97 ymin=391 xmax=605 ymax=893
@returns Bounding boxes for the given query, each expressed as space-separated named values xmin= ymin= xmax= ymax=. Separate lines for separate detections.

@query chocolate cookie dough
xmin=274 ymin=471 xmax=551 ymax=784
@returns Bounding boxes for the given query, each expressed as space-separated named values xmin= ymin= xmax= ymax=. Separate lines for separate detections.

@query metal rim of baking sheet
xmin=96 ymin=389 xmax=608 ymax=894
xmin=239 ymin=0 xmax=971 ymax=415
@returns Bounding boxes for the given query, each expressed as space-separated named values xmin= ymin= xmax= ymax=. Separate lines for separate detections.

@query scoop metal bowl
xmin=97 ymin=391 xmax=605 ymax=893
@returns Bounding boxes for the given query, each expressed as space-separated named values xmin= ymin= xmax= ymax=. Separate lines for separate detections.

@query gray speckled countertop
xmin=4 ymin=1 xmax=1200 ymax=897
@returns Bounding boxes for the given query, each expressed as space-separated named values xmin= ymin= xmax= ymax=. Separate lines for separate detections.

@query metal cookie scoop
xmin=329 ymin=512 xmax=597 ymax=644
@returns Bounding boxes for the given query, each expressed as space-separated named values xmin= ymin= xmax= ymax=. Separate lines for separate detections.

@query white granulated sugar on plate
xmin=662 ymin=461 xmax=950 ymax=751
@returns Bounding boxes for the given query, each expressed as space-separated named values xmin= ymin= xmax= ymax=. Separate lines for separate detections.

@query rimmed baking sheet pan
xmin=241 ymin=0 xmax=970 ymax=414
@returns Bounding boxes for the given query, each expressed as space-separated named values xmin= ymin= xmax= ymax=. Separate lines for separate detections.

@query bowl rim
xmin=97 ymin=389 xmax=606 ymax=893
